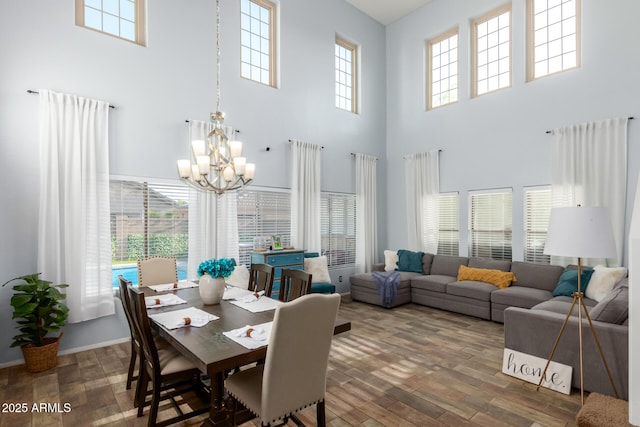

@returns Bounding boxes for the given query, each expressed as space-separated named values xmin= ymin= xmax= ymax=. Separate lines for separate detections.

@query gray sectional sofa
xmin=349 ymin=253 xmax=629 ymax=399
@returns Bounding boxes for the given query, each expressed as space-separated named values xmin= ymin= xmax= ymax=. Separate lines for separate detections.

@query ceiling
xmin=344 ymin=0 xmax=433 ymax=26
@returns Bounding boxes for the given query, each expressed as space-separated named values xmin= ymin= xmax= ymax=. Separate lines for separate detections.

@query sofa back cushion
xmin=589 ymin=286 xmax=629 ymax=324
xmin=468 ymin=257 xmax=511 ymax=272
xmin=510 ymin=261 xmax=564 ymax=292
xmin=430 ymin=255 xmax=469 ymax=277
xmin=422 ymin=253 xmax=435 ymax=275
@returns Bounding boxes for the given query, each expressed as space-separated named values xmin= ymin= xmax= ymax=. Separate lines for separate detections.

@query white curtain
xmin=38 ymin=90 xmax=114 ymax=323
xmin=551 ymin=117 xmax=628 ymax=266
xmin=187 ymin=120 xmax=239 ymax=279
xmin=405 ymin=150 xmax=440 ymax=253
xmin=290 ymin=140 xmax=321 ymax=252
xmin=355 ymin=153 xmax=378 ymax=274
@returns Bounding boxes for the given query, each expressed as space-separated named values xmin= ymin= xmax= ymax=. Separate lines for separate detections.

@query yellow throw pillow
xmin=457 ymin=265 xmax=517 ymax=289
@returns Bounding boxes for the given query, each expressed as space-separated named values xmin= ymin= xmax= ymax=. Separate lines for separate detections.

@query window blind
xmin=469 ymin=189 xmax=512 ymax=260
xmin=438 ymin=192 xmax=459 ymax=256
xmin=321 ymin=192 xmax=356 ymax=268
xmin=524 ymin=186 xmax=552 ymax=263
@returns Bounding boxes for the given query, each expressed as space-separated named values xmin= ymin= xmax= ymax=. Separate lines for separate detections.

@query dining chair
xmin=225 ymin=293 xmax=341 ymax=427
xmin=118 ymin=276 xmax=142 ymax=395
xmin=248 ymin=263 xmax=275 ymax=296
xmin=127 ymin=285 xmax=209 ymax=426
xmin=137 ymin=256 xmax=178 ymax=287
xmin=278 ymin=268 xmax=312 ymax=302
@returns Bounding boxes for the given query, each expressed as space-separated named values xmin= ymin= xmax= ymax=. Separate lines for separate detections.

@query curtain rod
xmin=350 ymin=152 xmax=378 ymax=160
xmin=27 ymin=89 xmax=116 ymax=109
xmin=403 ymin=149 xmax=442 ymax=159
xmin=288 ymin=139 xmax=324 ymax=149
xmin=545 ymin=116 xmax=634 ymax=134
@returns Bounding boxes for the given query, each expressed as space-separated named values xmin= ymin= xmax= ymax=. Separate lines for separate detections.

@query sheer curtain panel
xmin=187 ymin=120 xmax=239 ymax=279
xmin=38 ymin=90 xmax=114 ymax=323
xmin=405 ymin=150 xmax=440 ymax=253
xmin=551 ymin=117 xmax=628 ymax=266
xmin=355 ymin=153 xmax=377 ymax=274
xmin=290 ymin=140 xmax=321 ymax=252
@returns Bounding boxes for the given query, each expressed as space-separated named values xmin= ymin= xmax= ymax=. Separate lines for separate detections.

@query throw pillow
xmin=384 ymin=250 xmax=399 ymax=272
xmin=584 ymin=265 xmax=628 ymax=302
xmin=589 ymin=286 xmax=628 ymax=324
xmin=303 ymin=255 xmax=332 ymax=283
xmin=396 ymin=249 xmax=424 ymax=273
xmin=227 ymin=264 xmax=250 ymax=289
xmin=456 ymin=265 xmax=517 ymax=289
xmin=552 ymin=269 xmax=594 ymax=297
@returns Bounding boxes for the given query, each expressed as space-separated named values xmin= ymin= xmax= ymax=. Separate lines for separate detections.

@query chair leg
xmin=148 ymin=379 xmax=161 ymax=427
xmin=316 ymin=400 xmax=326 ymax=427
xmin=137 ymin=371 xmax=149 ymax=417
xmin=126 ymin=343 xmax=137 ymax=390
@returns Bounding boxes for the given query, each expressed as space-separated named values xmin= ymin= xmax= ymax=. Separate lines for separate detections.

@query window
xmin=110 ymin=179 xmax=188 ymax=286
xmin=527 ymin=0 xmax=581 ymax=80
xmin=75 ymin=0 xmax=146 ymax=45
xmin=427 ymin=28 xmax=458 ymax=110
xmin=524 ymin=186 xmax=552 ymax=263
xmin=240 ymin=0 xmax=276 ymax=87
xmin=321 ymin=193 xmax=356 ymax=268
xmin=472 ymin=5 xmax=511 ymax=97
xmin=438 ymin=193 xmax=459 ymax=256
xmin=335 ymin=36 xmax=358 ymax=113
xmin=237 ymin=189 xmax=291 ymax=267
xmin=469 ymin=189 xmax=512 ymax=260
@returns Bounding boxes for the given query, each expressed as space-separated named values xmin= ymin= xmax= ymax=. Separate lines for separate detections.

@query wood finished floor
xmin=0 ymin=298 xmax=583 ymax=427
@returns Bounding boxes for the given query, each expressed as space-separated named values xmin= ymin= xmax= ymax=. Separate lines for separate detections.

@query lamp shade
xmin=544 ymin=206 xmax=617 ymax=259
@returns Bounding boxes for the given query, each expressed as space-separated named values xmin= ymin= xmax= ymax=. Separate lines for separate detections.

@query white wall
xmin=0 ymin=0 xmax=387 ymax=365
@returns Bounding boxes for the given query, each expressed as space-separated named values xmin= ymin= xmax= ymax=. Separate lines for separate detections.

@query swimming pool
xmin=111 ymin=265 xmax=187 ymax=287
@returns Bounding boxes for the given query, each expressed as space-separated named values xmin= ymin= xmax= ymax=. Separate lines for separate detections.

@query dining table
xmin=141 ymin=285 xmax=351 ymax=427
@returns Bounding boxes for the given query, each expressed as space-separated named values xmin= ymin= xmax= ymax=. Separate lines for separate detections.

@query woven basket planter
xmin=21 ymin=332 xmax=63 ymax=373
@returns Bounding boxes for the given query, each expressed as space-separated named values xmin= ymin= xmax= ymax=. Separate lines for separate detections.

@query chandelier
xmin=177 ymin=0 xmax=255 ymax=195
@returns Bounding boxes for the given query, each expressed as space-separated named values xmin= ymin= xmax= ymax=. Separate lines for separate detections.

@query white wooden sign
xmin=502 ymin=348 xmax=572 ymax=395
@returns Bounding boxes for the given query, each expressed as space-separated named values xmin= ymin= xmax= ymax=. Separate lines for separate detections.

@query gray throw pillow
xmin=588 ymin=286 xmax=628 ymax=324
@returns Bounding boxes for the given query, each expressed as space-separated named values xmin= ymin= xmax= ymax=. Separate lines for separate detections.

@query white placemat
xmin=228 ymin=295 xmax=283 ymax=313
xmin=222 ymin=286 xmax=254 ymax=301
xmin=145 ymin=294 xmax=187 ymax=309
xmin=149 ymin=307 xmax=219 ymax=329
xmin=148 ymin=280 xmax=199 ymax=292
xmin=223 ymin=322 xmax=273 ymax=349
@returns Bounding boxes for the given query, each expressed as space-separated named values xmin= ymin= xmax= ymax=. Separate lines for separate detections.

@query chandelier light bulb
xmin=229 ymin=140 xmax=243 ymax=158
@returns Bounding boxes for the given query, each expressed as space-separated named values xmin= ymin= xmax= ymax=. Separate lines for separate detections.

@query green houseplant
xmin=2 ymin=273 xmax=69 ymax=372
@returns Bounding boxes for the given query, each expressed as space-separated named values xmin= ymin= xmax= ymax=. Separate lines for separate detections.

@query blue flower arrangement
xmin=197 ymin=258 xmax=237 ymax=279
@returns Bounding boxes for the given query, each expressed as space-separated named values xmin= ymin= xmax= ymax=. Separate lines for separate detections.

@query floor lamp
xmin=537 ymin=206 xmax=620 ymax=405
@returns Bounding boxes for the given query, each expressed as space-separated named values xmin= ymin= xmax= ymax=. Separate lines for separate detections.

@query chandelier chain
xmin=216 ymin=0 xmax=221 ymax=112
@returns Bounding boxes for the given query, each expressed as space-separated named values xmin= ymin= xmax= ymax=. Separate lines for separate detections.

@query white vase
xmin=199 ymin=273 xmax=225 ymax=305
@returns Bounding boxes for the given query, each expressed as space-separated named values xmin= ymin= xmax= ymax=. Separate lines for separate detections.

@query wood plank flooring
xmin=0 ymin=298 xmax=583 ymax=426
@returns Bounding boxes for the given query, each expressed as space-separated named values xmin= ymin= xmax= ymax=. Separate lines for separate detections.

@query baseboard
xmin=0 ymin=337 xmax=131 ymax=370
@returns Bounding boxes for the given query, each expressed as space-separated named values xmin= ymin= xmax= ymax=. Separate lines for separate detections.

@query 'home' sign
xmin=502 ymin=348 xmax=572 ymax=394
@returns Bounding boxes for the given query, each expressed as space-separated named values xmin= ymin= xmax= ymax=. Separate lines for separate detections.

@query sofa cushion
xmin=421 ymin=253 xmax=435 ymax=275
xmin=552 ymin=268 xmax=594 ymax=297
xmin=510 ymin=261 xmax=564 ymax=292
xmin=431 ymin=255 xmax=469 ymax=277
xmin=410 ymin=274 xmax=455 ymax=293
xmin=350 ymin=271 xmax=420 ymax=289
xmin=446 ymin=280 xmax=495 ymax=302
xmin=457 ymin=265 xmax=516 ymax=289
xmin=491 ymin=286 xmax=553 ymax=308
xmin=585 ymin=265 xmax=628 ymax=302
xmin=468 ymin=257 xmax=511 ymax=272
xmin=397 ymin=249 xmax=424 ymax=273
xmin=589 ymin=286 xmax=628 ymax=324
xmin=384 ymin=250 xmax=398 ymax=272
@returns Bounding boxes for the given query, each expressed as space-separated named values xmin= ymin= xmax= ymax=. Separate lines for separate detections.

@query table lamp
xmin=537 ymin=206 xmax=619 ymax=405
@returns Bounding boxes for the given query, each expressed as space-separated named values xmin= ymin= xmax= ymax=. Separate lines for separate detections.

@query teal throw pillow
xmin=552 ymin=269 xmax=594 ymax=297
xmin=396 ymin=249 xmax=424 ymax=273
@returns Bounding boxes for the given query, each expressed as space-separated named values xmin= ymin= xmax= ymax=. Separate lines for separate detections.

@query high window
xmin=527 ymin=0 xmax=581 ymax=80
xmin=110 ymin=179 xmax=188 ymax=286
xmin=335 ymin=36 xmax=358 ymax=113
xmin=524 ymin=186 xmax=552 ymax=263
xmin=240 ymin=0 xmax=276 ymax=87
xmin=427 ymin=28 xmax=459 ymax=110
xmin=469 ymin=189 xmax=512 ymax=260
xmin=75 ymin=0 xmax=146 ymax=45
xmin=472 ymin=5 xmax=511 ymax=97
xmin=321 ymin=193 xmax=356 ymax=268
xmin=438 ymin=192 xmax=460 ymax=256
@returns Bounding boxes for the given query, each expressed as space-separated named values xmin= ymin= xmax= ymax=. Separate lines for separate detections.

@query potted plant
xmin=2 ymin=273 xmax=69 ymax=372
xmin=197 ymin=258 xmax=236 ymax=305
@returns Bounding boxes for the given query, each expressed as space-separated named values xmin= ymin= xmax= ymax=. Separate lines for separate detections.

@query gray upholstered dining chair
xmin=137 ymin=256 xmax=178 ymax=287
xmin=248 ymin=263 xmax=275 ymax=296
xmin=225 ymin=293 xmax=341 ymax=427
xmin=127 ymin=285 xmax=209 ymax=426
xmin=278 ymin=268 xmax=312 ymax=302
